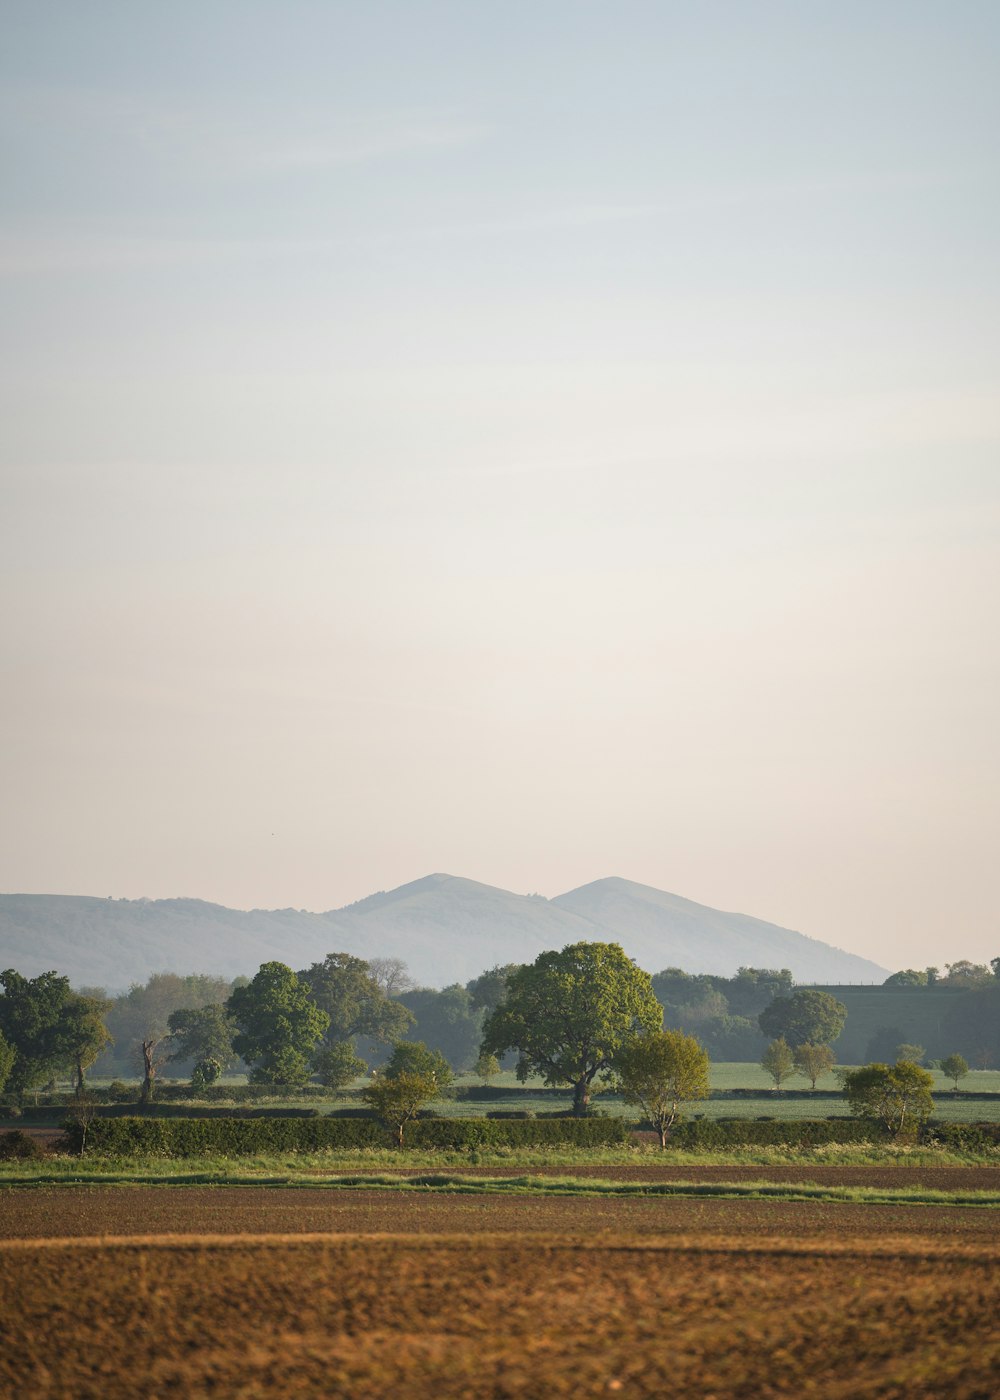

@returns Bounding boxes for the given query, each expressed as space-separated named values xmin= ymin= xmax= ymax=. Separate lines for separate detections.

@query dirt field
xmin=2 ymin=1183 xmax=998 ymax=1241
xmin=2 ymin=1228 xmax=997 ymax=1398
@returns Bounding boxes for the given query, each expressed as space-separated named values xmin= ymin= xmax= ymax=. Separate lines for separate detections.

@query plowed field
xmin=2 ymin=1231 xmax=997 ymax=1398
xmin=2 ymin=1183 xmax=998 ymax=1240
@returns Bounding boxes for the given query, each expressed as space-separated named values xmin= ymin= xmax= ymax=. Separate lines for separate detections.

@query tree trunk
xmin=397 ymin=1122 xmax=405 ymax=1148
xmin=140 ymin=1040 xmax=156 ymax=1107
xmin=658 ymin=1125 xmax=668 ymax=1149
xmin=75 ymin=1057 xmax=85 ymax=1095
xmin=573 ymin=1078 xmax=590 ymax=1116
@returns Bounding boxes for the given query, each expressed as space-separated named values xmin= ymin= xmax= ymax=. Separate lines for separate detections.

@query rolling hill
xmin=0 ymin=874 xmax=887 ymax=990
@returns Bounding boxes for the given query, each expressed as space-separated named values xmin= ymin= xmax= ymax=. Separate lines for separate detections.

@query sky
xmin=2 ymin=2 xmax=998 ymax=971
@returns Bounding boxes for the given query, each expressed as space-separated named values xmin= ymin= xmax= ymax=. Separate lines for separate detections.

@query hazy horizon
xmin=2 ymin=4 xmax=998 ymax=972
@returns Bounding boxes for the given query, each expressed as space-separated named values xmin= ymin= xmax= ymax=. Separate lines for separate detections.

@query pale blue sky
xmin=2 ymin=3 xmax=998 ymax=968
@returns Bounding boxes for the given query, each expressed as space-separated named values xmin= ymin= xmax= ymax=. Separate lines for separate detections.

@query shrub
xmin=66 ymin=1115 xmax=630 ymax=1157
xmin=665 ymin=1119 xmax=890 ymax=1149
xmin=0 ymin=1129 xmax=45 ymax=1161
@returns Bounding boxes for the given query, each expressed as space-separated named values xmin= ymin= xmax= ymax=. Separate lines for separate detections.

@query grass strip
xmin=2 ymin=1171 xmax=998 ymax=1207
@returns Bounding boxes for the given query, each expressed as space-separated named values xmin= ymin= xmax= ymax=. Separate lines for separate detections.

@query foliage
xmin=68 ymin=1113 xmax=630 ymax=1156
xmin=466 ymin=963 xmax=522 ymax=1014
xmin=396 ymin=985 xmax=483 ymax=1072
xmin=793 ymin=1041 xmax=836 ymax=1089
xmin=481 ymin=942 xmax=662 ymax=1114
xmin=758 ymin=989 xmax=847 ymax=1047
xmin=476 ymin=1051 xmax=501 ymax=1083
xmin=939 ymin=1053 xmax=969 ymax=1090
xmin=665 ymin=1118 xmax=890 ymax=1148
xmin=100 ymin=973 xmax=235 ymax=1076
xmin=650 ymin=966 xmax=791 ymax=1059
xmin=760 ymin=1037 xmax=795 ymax=1089
xmin=190 ymin=1058 xmax=223 ymax=1091
xmin=0 ymin=1030 xmax=14 ymax=1096
xmin=882 ymin=968 xmax=928 ymax=986
xmin=227 ymin=963 xmax=329 ymax=1086
xmin=167 ymin=1004 xmax=237 ymax=1073
xmin=842 ymin=1061 xmax=935 ymax=1137
xmin=312 ymin=1040 xmax=367 ymax=1091
xmin=613 ymin=1030 xmax=710 ymax=1146
xmin=0 ymin=1128 xmax=44 ymax=1160
xmin=896 ymin=1043 xmax=926 ymax=1065
xmin=299 ymin=953 xmax=413 ymax=1054
xmin=864 ymin=1025 xmax=911 ymax=1063
xmin=362 ymin=1073 xmax=440 ymax=1146
xmin=61 ymin=994 xmax=113 ymax=1092
xmin=0 ymin=969 xmax=79 ymax=1095
xmin=384 ymin=1040 xmax=454 ymax=1090
xmin=942 ymin=960 xmax=993 ymax=989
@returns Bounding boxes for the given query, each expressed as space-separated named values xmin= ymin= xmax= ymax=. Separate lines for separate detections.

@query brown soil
xmin=2 ymin=1185 xmax=998 ymax=1243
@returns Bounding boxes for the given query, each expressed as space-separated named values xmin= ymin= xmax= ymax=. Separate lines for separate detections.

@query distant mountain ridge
xmin=0 ymin=875 xmax=887 ymax=990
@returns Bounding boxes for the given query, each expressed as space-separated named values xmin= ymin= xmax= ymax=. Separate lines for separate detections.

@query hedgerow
xmin=65 ymin=1115 xmax=631 ymax=1157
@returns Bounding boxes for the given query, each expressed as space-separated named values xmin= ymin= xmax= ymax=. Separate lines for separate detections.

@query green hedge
xmin=664 ymin=1118 xmax=892 ymax=1148
xmin=922 ymin=1120 xmax=1000 ymax=1150
xmin=66 ymin=1115 xmax=630 ymax=1157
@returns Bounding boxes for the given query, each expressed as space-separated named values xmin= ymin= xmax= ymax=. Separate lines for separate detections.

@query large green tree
xmin=0 ymin=1029 xmax=15 ymax=1095
xmin=480 ymin=942 xmax=662 ymax=1115
xmin=758 ymin=989 xmax=847 ymax=1048
xmin=299 ymin=952 xmax=413 ymax=1079
xmin=613 ymin=1029 xmax=710 ymax=1147
xmin=227 ymin=962 xmax=329 ymax=1086
xmin=0 ymin=969 xmax=77 ymax=1095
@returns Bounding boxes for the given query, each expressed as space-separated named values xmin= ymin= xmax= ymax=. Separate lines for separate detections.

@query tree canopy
xmin=480 ymin=941 xmax=662 ymax=1114
xmin=298 ymin=953 xmax=413 ymax=1047
xmin=613 ymin=1029 xmax=710 ymax=1147
xmin=758 ymin=989 xmax=847 ymax=1048
xmin=841 ymin=1061 xmax=935 ymax=1137
xmin=227 ymin=962 xmax=329 ymax=1085
xmin=0 ymin=968 xmax=78 ymax=1095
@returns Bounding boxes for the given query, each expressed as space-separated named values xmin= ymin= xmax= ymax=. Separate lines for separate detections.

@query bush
xmin=66 ymin=1115 xmax=631 ymax=1157
xmin=0 ymin=1129 xmax=45 ymax=1161
xmin=664 ymin=1119 xmax=891 ymax=1149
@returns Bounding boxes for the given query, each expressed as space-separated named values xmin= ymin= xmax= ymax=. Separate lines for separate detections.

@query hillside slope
xmin=0 ymin=875 xmax=887 ymax=989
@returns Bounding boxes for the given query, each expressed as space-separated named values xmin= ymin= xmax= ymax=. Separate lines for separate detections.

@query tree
xmin=227 ymin=962 xmax=329 ymax=1086
xmin=299 ymin=953 xmax=413 ymax=1074
xmin=396 ymin=985 xmax=483 ymax=1071
xmin=842 ymin=1061 xmax=934 ymax=1137
xmin=476 ymin=1051 xmax=501 ymax=1083
xmin=0 ymin=969 xmax=78 ymax=1096
xmin=942 ymin=961 xmax=992 ymax=989
xmin=366 ymin=958 xmax=415 ymax=998
xmin=793 ymin=1041 xmax=836 ymax=1090
xmin=939 ymin=1053 xmax=969 ymax=1090
xmin=359 ymin=1040 xmax=453 ymax=1146
xmin=0 ymin=1029 xmax=14 ymax=1095
xmin=761 ymin=1037 xmax=795 ymax=1090
xmin=312 ymin=1040 xmax=367 ymax=1091
xmin=167 ymin=1004 xmax=237 ymax=1075
xmin=139 ymin=1031 xmax=174 ymax=1105
xmin=882 ymin=969 xmax=928 ymax=987
xmin=480 ymin=942 xmax=662 ymax=1115
xmin=613 ymin=1029 xmax=710 ymax=1147
xmin=62 ymin=993 xmax=113 ymax=1093
xmin=758 ymin=990 xmax=847 ymax=1048
xmin=190 ymin=1058 xmax=223 ymax=1091
xmin=896 ymin=1043 xmax=925 ymax=1065
xmin=383 ymin=1040 xmax=454 ymax=1091
xmin=362 ymin=1072 xmax=439 ymax=1147
xmin=467 ymin=964 xmax=522 ymax=1015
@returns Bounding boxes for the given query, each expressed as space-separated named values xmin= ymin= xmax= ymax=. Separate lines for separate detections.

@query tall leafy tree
xmin=793 ymin=1041 xmax=836 ymax=1090
xmin=0 ymin=969 xmax=77 ymax=1095
xmin=299 ymin=953 xmax=413 ymax=1077
xmin=0 ymin=1029 xmax=15 ymax=1095
xmin=227 ymin=962 xmax=329 ymax=1086
xmin=758 ymin=989 xmax=847 ymax=1048
xmin=62 ymin=993 xmax=113 ymax=1093
xmin=761 ymin=1037 xmax=795 ymax=1090
xmin=396 ymin=984 xmax=482 ymax=1071
xmin=480 ymin=942 xmax=662 ymax=1115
